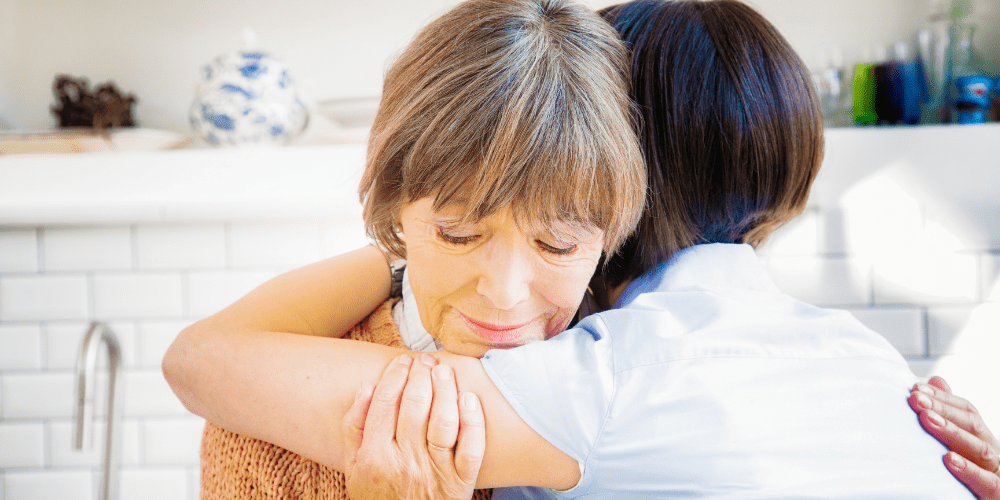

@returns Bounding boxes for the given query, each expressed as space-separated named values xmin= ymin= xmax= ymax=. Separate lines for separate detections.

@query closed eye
xmin=437 ymin=227 xmax=480 ymax=245
xmin=536 ymin=240 xmax=577 ymax=255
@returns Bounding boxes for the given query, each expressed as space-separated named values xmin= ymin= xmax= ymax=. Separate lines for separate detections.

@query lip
xmin=459 ymin=313 xmax=540 ymax=343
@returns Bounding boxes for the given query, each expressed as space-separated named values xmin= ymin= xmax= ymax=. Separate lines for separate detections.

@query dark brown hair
xmin=599 ymin=0 xmax=825 ymax=287
xmin=359 ymin=0 xmax=647 ymax=258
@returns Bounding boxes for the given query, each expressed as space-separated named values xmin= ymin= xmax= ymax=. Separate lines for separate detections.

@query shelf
xmin=0 ymin=125 xmax=998 ymax=227
xmin=0 ymin=144 xmax=366 ymax=225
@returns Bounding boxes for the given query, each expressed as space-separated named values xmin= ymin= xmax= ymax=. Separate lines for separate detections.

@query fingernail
xmin=420 ymin=353 xmax=437 ymax=367
xmin=397 ymin=354 xmax=413 ymax=366
xmin=916 ymin=392 xmax=933 ymax=409
xmin=926 ymin=410 xmax=946 ymax=428
xmin=917 ymin=384 xmax=935 ymax=396
xmin=462 ymin=392 xmax=478 ymax=411
xmin=948 ymin=452 xmax=967 ymax=470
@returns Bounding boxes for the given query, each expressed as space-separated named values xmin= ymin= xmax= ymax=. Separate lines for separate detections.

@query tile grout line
xmin=39 ymin=322 xmax=49 ymax=371
xmin=42 ymin=419 xmax=50 ymax=469
xmin=130 ymin=225 xmax=139 ymax=272
xmin=35 ymin=227 xmax=45 ymax=275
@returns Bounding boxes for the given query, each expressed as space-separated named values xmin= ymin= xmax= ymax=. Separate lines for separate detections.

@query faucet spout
xmin=74 ymin=321 xmax=122 ymax=500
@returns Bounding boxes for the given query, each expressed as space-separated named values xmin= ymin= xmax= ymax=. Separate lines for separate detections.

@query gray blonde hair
xmin=359 ymin=0 xmax=646 ymax=258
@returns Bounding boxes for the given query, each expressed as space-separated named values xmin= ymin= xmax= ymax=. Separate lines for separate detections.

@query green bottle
xmin=853 ymin=64 xmax=878 ymax=125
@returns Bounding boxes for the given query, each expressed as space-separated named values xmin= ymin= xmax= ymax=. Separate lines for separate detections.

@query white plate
xmin=315 ymin=96 xmax=380 ymax=128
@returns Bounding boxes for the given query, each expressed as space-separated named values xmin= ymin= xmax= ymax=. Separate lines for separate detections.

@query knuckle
xmin=401 ymin=391 xmax=433 ymax=407
xmin=985 ymin=442 xmax=1000 ymax=462
xmin=343 ymin=421 xmax=363 ymax=435
xmin=969 ymin=413 xmax=989 ymax=437
xmin=373 ymin=387 xmax=400 ymax=405
xmin=460 ymin=417 xmax=486 ymax=431
xmin=980 ymin=440 xmax=995 ymax=461
xmin=432 ymin=412 xmax=460 ymax=428
xmin=961 ymin=399 xmax=981 ymax=417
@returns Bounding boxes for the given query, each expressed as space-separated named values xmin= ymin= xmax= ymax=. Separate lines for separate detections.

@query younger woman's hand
xmin=909 ymin=376 xmax=1000 ymax=499
xmin=341 ymin=353 xmax=486 ymax=500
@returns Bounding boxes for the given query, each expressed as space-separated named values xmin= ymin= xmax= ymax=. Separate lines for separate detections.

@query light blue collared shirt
xmin=483 ymin=243 xmax=973 ymax=499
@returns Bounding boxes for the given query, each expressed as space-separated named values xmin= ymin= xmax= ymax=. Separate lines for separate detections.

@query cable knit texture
xmin=199 ymin=299 xmax=492 ymax=499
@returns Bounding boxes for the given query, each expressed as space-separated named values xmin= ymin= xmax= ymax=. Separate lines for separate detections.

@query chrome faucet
xmin=74 ymin=321 xmax=122 ymax=500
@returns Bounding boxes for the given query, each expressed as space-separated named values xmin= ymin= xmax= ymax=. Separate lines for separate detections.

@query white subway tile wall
xmin=0 ymin=275 xmax=89 ymax=322
xmin=843 ymin=307 xmax=926 ymax=357
xmin=0 ymin=230 xmax=38 ymax=274
xmin=0 ymin=326 xmax=41 ymax=371
xmin=43 ymin=228 xmax=132 ymax=273
xmin=134 ymin=225 xmax=226 ymax=271
xmin=1 ymin=212 xmax=997 ymax=499
xmin=0 ymin=219 xmax=367 ymax=500
xmin=0 ymin=422 xmax=45 ymax=468
xmin=4 ymin=471 xmax=92 ymax=500
xmin=118 ymin=468 xmax=188 ymax=500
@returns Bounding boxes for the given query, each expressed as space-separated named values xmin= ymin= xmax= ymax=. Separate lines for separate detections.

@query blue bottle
xmin=953 ymin=75 xmax=992 ymax=124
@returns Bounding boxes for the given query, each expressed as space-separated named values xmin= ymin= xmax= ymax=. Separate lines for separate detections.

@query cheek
xmin=404 ymin=241 xmax=476 ymax=318
xmin=536 ymin=260 xmax=600 ymax=332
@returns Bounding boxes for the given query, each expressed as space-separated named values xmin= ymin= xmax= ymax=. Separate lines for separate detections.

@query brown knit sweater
xmin=200 ymin=300 xmax=493 ymax=500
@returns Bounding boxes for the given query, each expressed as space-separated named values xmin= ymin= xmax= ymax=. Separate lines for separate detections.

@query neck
xmin=607 ymin=280 xmax=632 ymax=309
xmin=588 ymin=273 xmax=634 ymax=311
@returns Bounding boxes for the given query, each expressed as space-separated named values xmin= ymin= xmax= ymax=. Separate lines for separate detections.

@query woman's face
xmin=400 ymin=197 xmax=604 ymax=358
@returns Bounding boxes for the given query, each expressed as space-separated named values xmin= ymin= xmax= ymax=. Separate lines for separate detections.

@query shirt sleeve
xmin=480 ymin=315 xmax=616 ymax=488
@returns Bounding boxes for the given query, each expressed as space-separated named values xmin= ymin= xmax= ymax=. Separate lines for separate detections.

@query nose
xmin=475 ymin=237 xmax=533 ymax=310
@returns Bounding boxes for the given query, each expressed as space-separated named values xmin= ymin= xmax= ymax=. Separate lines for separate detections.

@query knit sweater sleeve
xmin=198 ymin=300 xmax=494 ymax=500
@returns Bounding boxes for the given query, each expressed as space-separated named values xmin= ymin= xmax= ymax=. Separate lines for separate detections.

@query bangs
xmin=360 ymin=0 xmax=646 ymax=259
xmin=401 ymin=79 xmax=638 ymax=253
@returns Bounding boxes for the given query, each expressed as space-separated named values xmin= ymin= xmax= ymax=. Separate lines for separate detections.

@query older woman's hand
xmin=909 ymin=376 xmax=1000 ymax=499
xmin=342 ymin=353 xmax=486 ymax=500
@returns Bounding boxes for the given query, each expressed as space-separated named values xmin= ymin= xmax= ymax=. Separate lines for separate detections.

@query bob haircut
xmin=599 ymin=0 xmax=825 ymax=287
xmin=359 ymin=0 xmax=647 ymax=258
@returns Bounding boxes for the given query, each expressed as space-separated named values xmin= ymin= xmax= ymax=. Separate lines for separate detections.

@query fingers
xmin=455 ymin=391 xmax=487 ymax=486
xmin=926 ymin=375 xmax=952 ymax=394
xmin=428 ymin=363 xmax=460 ymax=448
xmin=427 ymin=363 xmax=461 ymax=466
xmin=364 ymin=354 xmax=414 ymax=447
xmin=342 ymin=381 xmax=375 ymax=476
xmin=911 ymin=383 xmax=999 ymax=446
xmin=919 ymin=408 xmax=1000 ymax=473
xmin=944 ymin=452 xmax=1000 ymax=499
xmin=396 ymin=354 xmax=436 ymax=452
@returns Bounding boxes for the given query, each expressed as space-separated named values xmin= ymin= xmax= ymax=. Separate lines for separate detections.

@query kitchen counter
xmin=0 ymin=144 xmax=366 ymax=225
xmin=1 ymin=125 xmax=998 ymax=228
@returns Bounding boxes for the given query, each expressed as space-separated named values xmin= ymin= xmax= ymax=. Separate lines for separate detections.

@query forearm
xmin=168 ymin=328 xmax=406 ymax=469
xmin=162 ymin=245 xmax=393 ymax=467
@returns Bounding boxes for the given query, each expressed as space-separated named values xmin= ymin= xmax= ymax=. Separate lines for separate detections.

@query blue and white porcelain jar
xmin=190 ymin=52 xmax=308 ymax=146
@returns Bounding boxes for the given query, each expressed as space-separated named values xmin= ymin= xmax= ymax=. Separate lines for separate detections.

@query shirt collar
xmin=614 ymin=243 xmax=777 ymax=309
xmin=395 ymin=267 xmax=441 ymax=352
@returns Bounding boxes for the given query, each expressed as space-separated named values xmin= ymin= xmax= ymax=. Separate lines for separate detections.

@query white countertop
xmin=1 ymin=125 xmax=998 ymax=227
xmin=0 ymin=144 xmax=367 ymax=225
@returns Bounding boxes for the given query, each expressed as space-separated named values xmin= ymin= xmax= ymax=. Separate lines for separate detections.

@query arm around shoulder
xmin=162 ymin=245 xmax=393 ymax=466
xmin=434 ymin=352 xmax=582 ymax=490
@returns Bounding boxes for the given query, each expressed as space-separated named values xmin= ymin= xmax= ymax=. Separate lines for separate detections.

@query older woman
xmin=165 ymin=0 xmax=643 ymax=498
xmin=165 ymin=0 xmax=999 ymax=499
